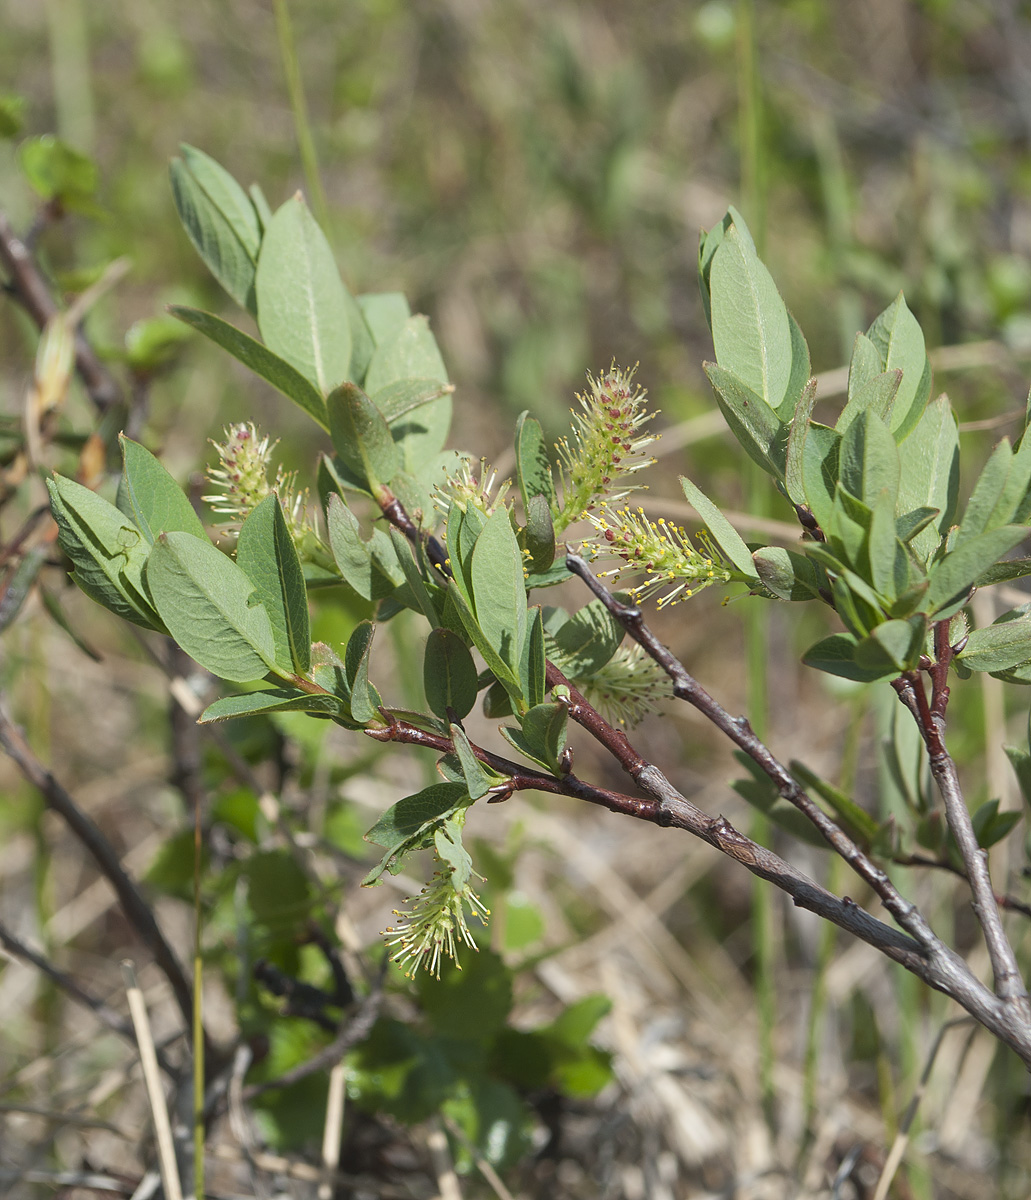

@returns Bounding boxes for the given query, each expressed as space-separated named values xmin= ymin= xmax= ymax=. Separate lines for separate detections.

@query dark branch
xmin=0 ymin=697 xmax=194 ymax=1032
xmin=0 ymin=207 xmax=122 ymax=414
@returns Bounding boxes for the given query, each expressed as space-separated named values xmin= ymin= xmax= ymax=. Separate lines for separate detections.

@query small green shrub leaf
xmin=471 ymin=508 xmax=528 ymax=672
xmin=255 ymin=193 xmax=353 ymax=393
xmin=327 ymin=381 xmax=399 ymax=489
xmin=836 ymin=369 xmax=902 ymax=435
xmin=784 ymin=378 xmax=817 ymax=506
xmin=344 ymin=620 xmax=380 ymax=724
xmin=47 ymin=475 xmax=161 ymax=630
xmin=679 ymin=474 xmax=759 ymax=580
xmin=363 ymin=781 xmax=471 ymax=882
xmin=896 ymin=395 xmax=959 ymax=565
xmin=802 ymin=632 xmax=889 ymax=682
xmin=866 ymin=293 xmax=932 ymax=441
xmin=117 ymin=436 xmax=208 ymax=546
xmin=703 ymin=362 xmax=788 ymax=478
xmin=364 ymin=315 xmax=451 ymax=470
xmin=145 ymin=531 xmax=277 ymax=681
xmin=840 ymin=410 xmax=900 ymax=508
xmin=549 ymin=599 xmax=624 ymax=677
xmin=515 ymin=412 xmax=555 ymax=509
xmin=236 ymin=495 xmax=311 ymax=675
xmin=752 ymin=546 xmax=823 ymax=601
xmin=169 ymin=306 xmax=328 ymax=428
xmin=357 ymin=292 xmax=411 ymax=345
xmin=326 ymin=495 xmax=402 ymax=601
xmin=179 ymin=144 xmax=261 ymax=259
xmin=424 ymin=628 xmax=478 ymax=720
xmin=925 ymin=526 xmax=1029 ymax=617
xmin=200 ymin=688 xmax=345 ymax=723
xmin=170 ymin=156 xmax=255 ymax=311
xmin=957 ymin=612 xmax=1031 ymax=672
xmin=709 ymin=222 xmax=804 ymax=419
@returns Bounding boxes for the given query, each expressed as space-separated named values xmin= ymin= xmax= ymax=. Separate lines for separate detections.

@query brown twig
xmin=0 ymin=919 xmax=162 ymax=1061
xmin=563 ymin=553 xmax=1031 ymax=1065
xmin=0 ymin=697 xmax=194 ymax=1031
xmin=241 ymin=972 xmax=385 ymax=1100
xmin=0 ymin=207 xmax=122 ymax=414
xmin=894 ymin=628 xmax=1031 ymax=1013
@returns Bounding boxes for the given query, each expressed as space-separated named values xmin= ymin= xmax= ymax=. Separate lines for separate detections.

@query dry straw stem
xmin=121 ymin=960 xmax=184 ymax=1200
xmin=563 ymin=553 xmax=1031 ymax=1068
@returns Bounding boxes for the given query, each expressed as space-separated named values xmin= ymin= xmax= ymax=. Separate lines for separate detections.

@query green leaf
xmin=522 ymin=493 xmax=556 ymax=575
xmin=709 ymin=223 xmax=807 ymax=419
xmin=970 ymin=798 xmax=1021 ymax=850
xmin=370 ymin=378 xmax=453 ymax=424
xmin=752 ymin=546 xmax=823 ymax=601
xmin=801 ymin=422 xmax=840 ymax=533
xmin=519 ymin=606 xmax=548 ymax=708
xmin=344 ymin=620 xmax=380 ymax=723
xmin=679 ymin=475 xmax=759 ymax=580
xmin=698 ymin=207 xmax=754 ymax=330
xmin=925 ymin=526 xmax=1029 ymax=617
xmin=363 ymin=781 xmax=471 ymax=882
xmin=515 ymin=412 xmax=555 ymax=509
xmin=249 ymin=182 xmax=272 ymax=229
xmin=325 ymin=495 xmax=402 ymax=601
xmin=327 ymin=382 xmax=399 ymax=489
xmin=200 ymin=688 xmax=345 ymax=723
xmin=703 ymin=363 xmax=788 ymax=479
xmin=974 ymin=558 xmax=1031 ymax=587
xmin=444 ymin=505 xmax=477 ymax=608
xmin=471 ymin=508 xmax=528 ymax=672
xmin=957 ymin=612 xmax=1031 ymax=672
xmin=236 ymin=495 xmax=311 ymax=675
xmin=448 ymin=724 xmax=492 ymax=800
xmin=169 ymin=306 xmax=328 ymax=428
xmin=357 ymin=292 xmax=411 ymax=345
xmin=418 ymin=949 xmax=512 ymax=1041
xmin=1006 ymin=745 xmax=1031 ymax=808
xmin=955 ymin=441 xmax=1013 ymax=548
xmin=255 ymin=193 xmax=353 ymax=393
xmin=388 ymin=527 xmax=439 ymax=626
xmin=836 ymin=370 xmax=902 ymax=436
xmin=802 ymin=632 xmax=887 ymax=683
xmin=868 ymin=488 xmax=905 ymax=602
xmin=117 ymin=436 xmax=207 ymax=547
xmin=845 ymin=332 xmax=884 ymax=405
xmin=21 ymin=135 xmax=99 ymax=213
xmin=170 ymin=156 xmax=255 ymax=310
xmin=446 ymin=581 xmax=521 ymax=698
xmin=502 ymin=702 xmax=568 ymax=775
xmin=0 ymin=93 xmax=25 ymax=140
xmin=866 ymin=293 xmax=932 ymax=441
xmin=895 ymin=395 xmax=958 ymax=565
xmin=784 ymin=378 xmax=817 ymax=507
xmin=145 ymin=531 xmax=277 ymax=681
xmin=245 ymin=850 xmax=312 ymax=935
xmin=854 ymin=618 xmax=925 ymax=675
xmin=424 ymin=629 xmax=478 ymax=720
xmin=47 ymin=475 xmax=161 ymax=630
xmin=549 ymin=599 xmax=624 ymax=677
xmin=363 ymin=315 xmax=451 ymax=470
xmin=179 ymin=144 xmax=261 ymax=259
xmin=895 ymin=507 xmax=940 ymax=546
xmin=839 ymin=410 xmax=900 ymax=509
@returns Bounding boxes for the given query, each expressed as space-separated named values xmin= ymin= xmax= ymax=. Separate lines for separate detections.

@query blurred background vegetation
xmin=5 ymin=1 xmax=1031 ymax=1197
